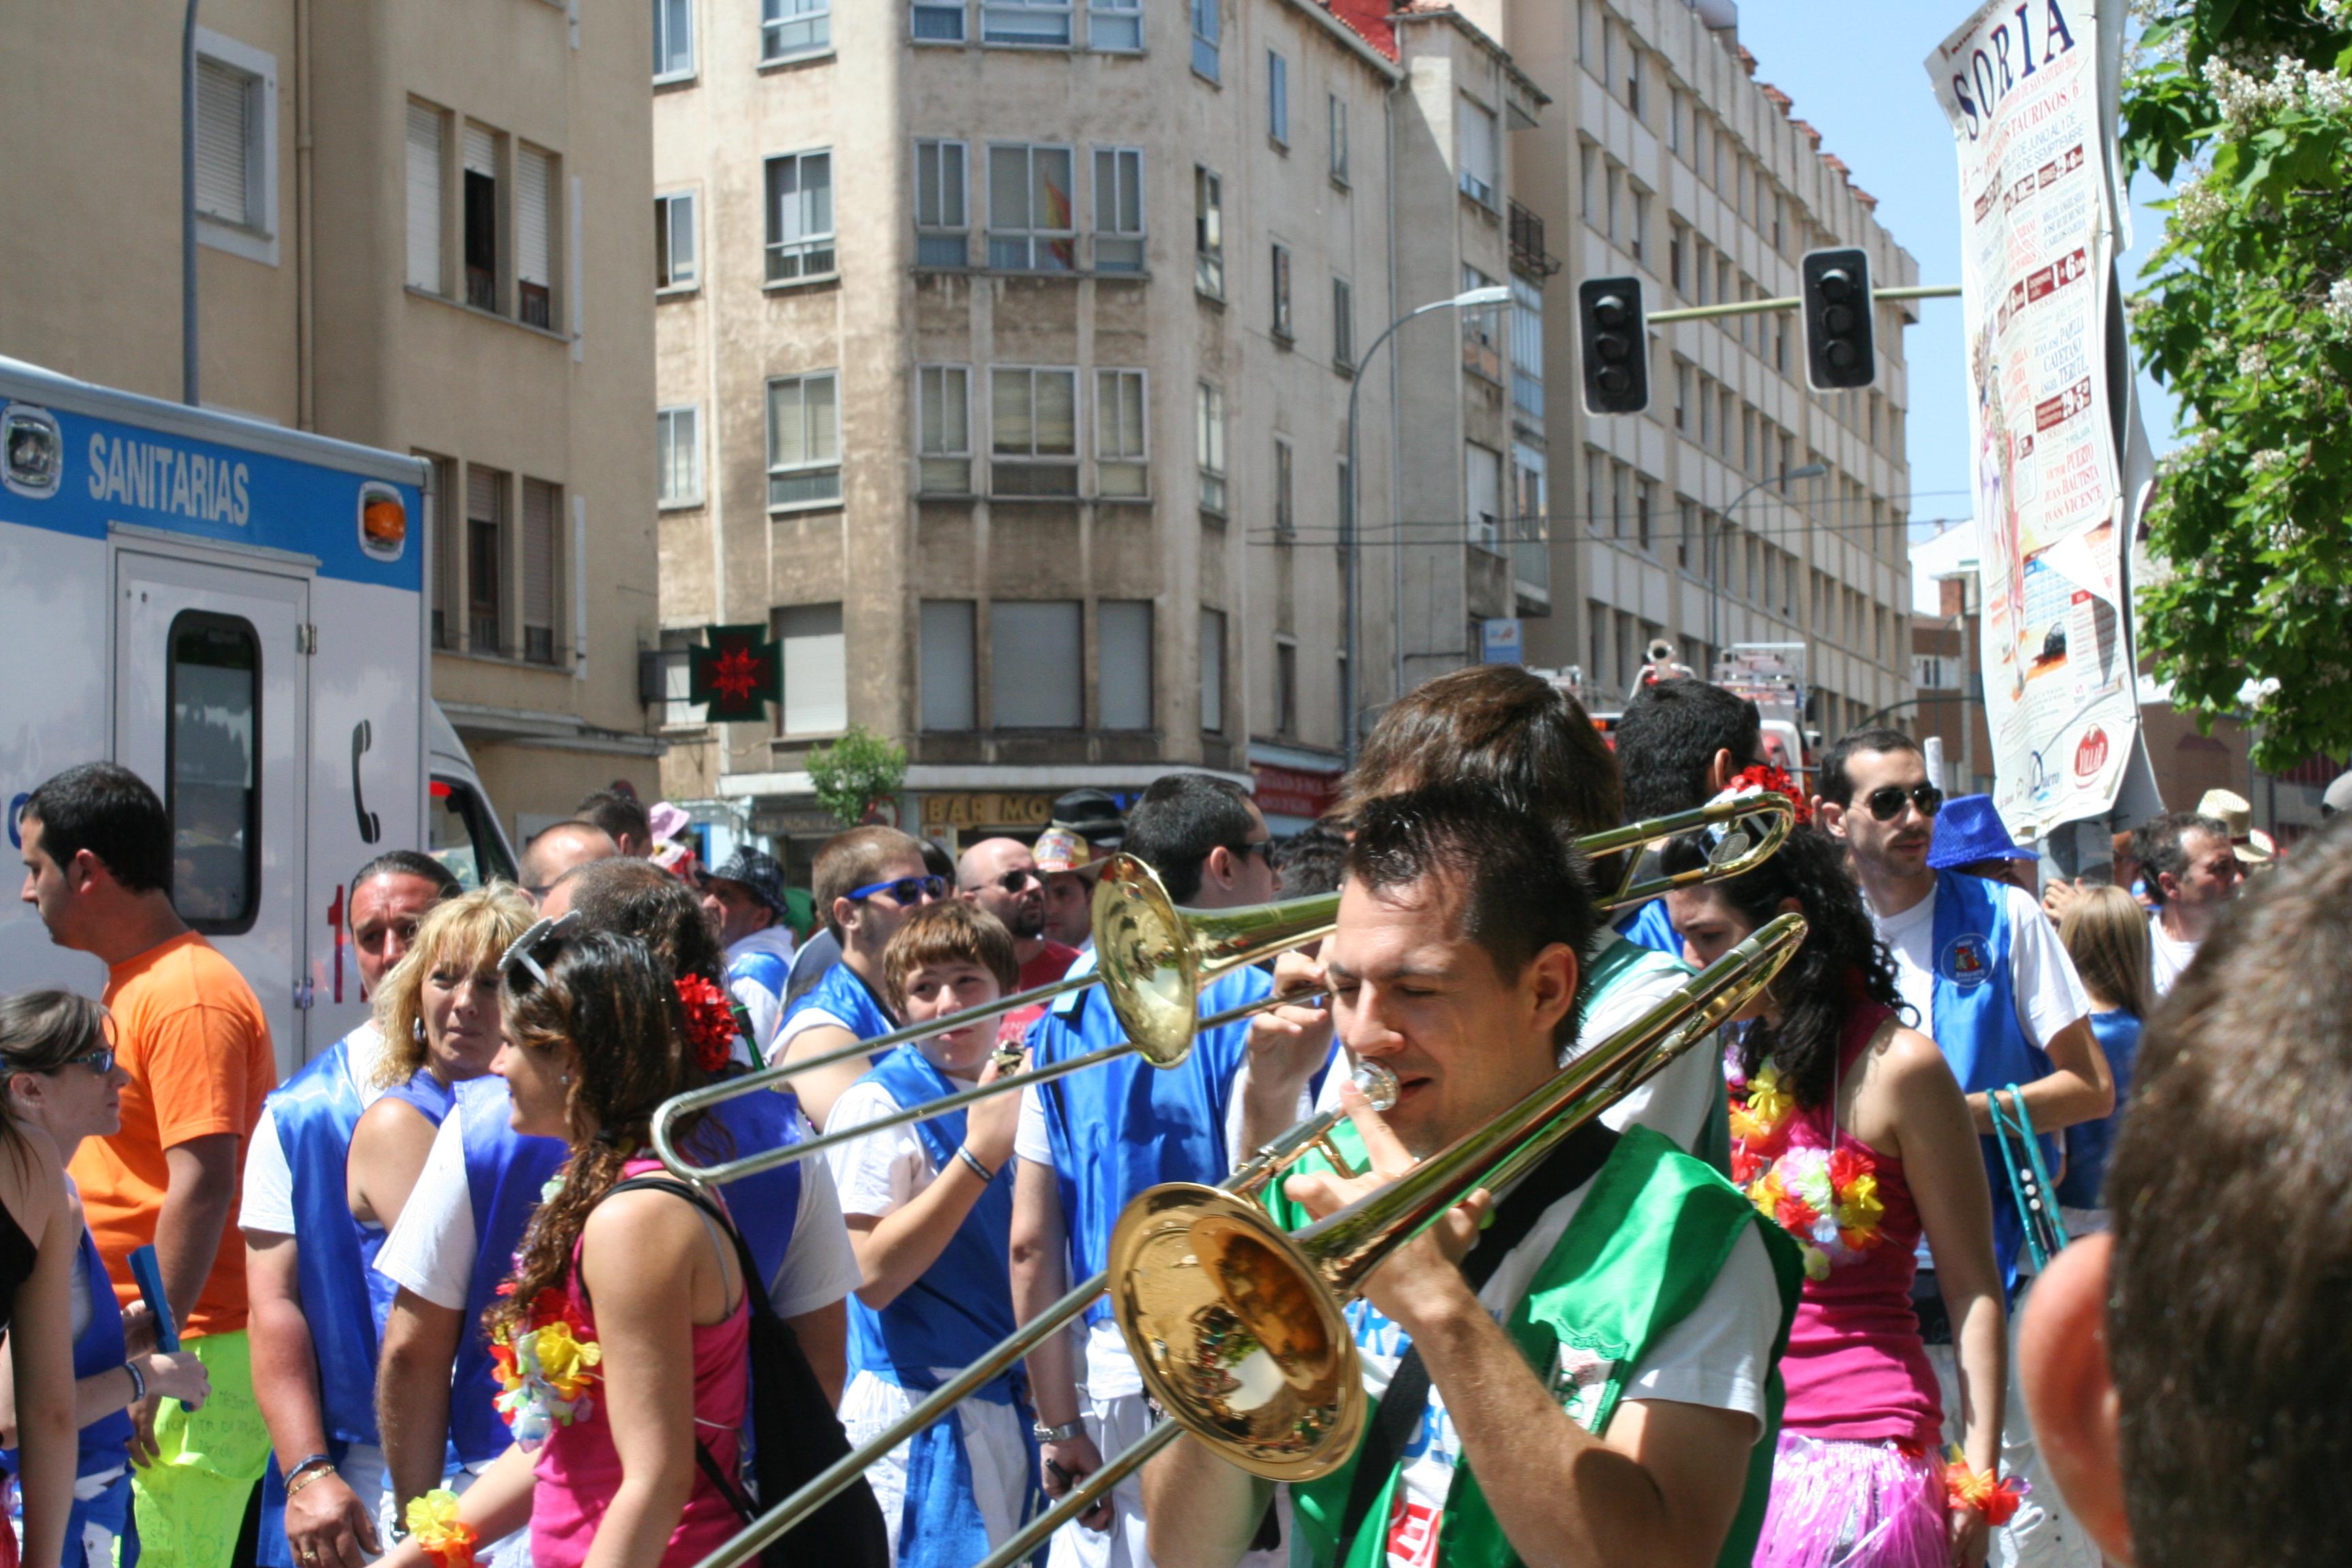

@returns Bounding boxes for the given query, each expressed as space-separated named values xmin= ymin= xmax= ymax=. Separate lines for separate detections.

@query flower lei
xmin=675 ymin=973 xmax=739 ymax=1074
xmin=1727 ymin=1063 xmax=1886 ymax=1281
xmin=489 ymin=1286 xmax=604 ymax=1448
xmin=1944 ymin=1450 xmax=2028 ymax=1524
xmin=404 ymin=1489 xmax=479 ymax=1568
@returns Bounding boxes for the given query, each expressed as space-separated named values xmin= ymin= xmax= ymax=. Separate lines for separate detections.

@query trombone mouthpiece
xmin=1349 ymin=1061 xmax=1399 ymax=1112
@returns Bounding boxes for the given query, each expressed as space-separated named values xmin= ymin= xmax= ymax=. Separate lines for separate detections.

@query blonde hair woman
xmin=2054 ymin=885 xmax=2155 ymax=1229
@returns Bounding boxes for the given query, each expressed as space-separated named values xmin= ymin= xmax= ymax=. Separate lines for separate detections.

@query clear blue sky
xmin=1731 ymin=4 xmax=2178 ymax=539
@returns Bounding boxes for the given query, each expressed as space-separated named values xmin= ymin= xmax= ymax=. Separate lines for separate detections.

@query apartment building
xmin=653 ymin=0 xmax=1554 ymax=851
xmin=1498 ymin=0 xmax=1917 ymax=736
xmin=0 ymin=0 xmax=662 ymax=835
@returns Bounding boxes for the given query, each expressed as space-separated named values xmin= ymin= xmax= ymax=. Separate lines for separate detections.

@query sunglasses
xmin=849 ymin=874 xmax=949 ymax=906
xmin=500 ymin=911 xmax=580 ymax=988
xmin=970 ymin=868 xmax=1043 ymax=896
xmin=52 ymin=1047 xmax=114 ymax=1077
xmin=1230 ymin=840 xmax=1277 ymax=866
xmin=1863 ymin=783 xmax=1944 ymax=823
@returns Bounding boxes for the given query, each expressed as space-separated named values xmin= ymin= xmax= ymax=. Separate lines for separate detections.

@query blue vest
xmin=1925 ymin=870 xmax=2057 ymax=1281
xmin=780 ymin=960 xmax=898 ymax=1051
xmin=2057 ymin=1010 xmax=2142 ymax=1211
xmin=1614 ymin=897 xmax=1682 ymax=958
xmin=359 ymin=1071 xmax=459 ymax=1337
xmin=263 ymin=1032 xmax=382 ymax=1448
xmin=1027 ymin=954 xmax=1270 ymax=1326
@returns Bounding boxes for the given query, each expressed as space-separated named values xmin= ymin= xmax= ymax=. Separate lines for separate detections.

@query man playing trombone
xmin=1144 ymin=784 xmax=1801 ymax=1568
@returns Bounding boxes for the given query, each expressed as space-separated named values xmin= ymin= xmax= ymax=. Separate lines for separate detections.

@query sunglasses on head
xmin=849 ymin=873 xmax=949 ymax=906
xmin=500 ymin=911 xmax=580 ymax=989
xmin=1863 ymin=783 xmax=1944 ymax=823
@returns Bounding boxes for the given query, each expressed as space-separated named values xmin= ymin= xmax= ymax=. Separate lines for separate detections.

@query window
xmin=521 ymin=478 xmax=560 ymax=664
xmin=766 ymin=372 xmax=841 ymax=506
xmin=462 ymin=124 xmax=500 ymax=311
xmin=657 ymin=406 xmax=702 ymax=506
xmin=1089 ymin=0 xmax=1141 ymax=51
xmin=1605 ymin=163 xmax=1620 ymax=246
xmin=1635 ymin=478 xmax=1654 ymax=554
xmin=418 ymin=453 xmax=456 ymax=648
xmin=1199 ymin=608 xmax=1226 ymax=732
xmin=1268 ymin=51 xmax=1288 ymax=145
xmin=195 ymin=54 xmax=262 ymax=231
xmin=1458 ymin=97 xmax=1499 ymax=208
xmin=1092 ymin=146 xmax=1144 ymax=272
xmin=1466 ymin=442 xmax=1502 ymax=551
xmin=466 ymin=466 xmax=505 ymax=653
xmin=765 ymin=150 xmax=835 ymax=281
xmin=1094 ymin=370 xmax=1148 ymax=497
xmin=1190 ymin=0 xmax=1219 ymax=80
xmin=1460 ymin=265 xmax=1501 ymax=382
xmin=654 ymin=0 xmax=694 ymax=79
xmin=776 ymin=603 xmax=848 ymax=734
xmin=1676 ymin=497 xmax=1695 ymax=569
xmin=1099 ymin=600 xmax=1154 ymax=729
xmin=1609 ymin=461 xmax=1627 ymax=539
xmin=917 ymin=365 xmax=972 ymax=492
xmin=761 ymin=0 xmax=829 ymax=61
xmin=1196 ymin=382 xmax=1226 ymax=514
xmin=656 ymin=191 xmax=697 ymax=289
xmin=406 ymin=101 xmax=445 ymax=293
xmin=1669 ymin=88 xmax=1686 ymax=154
xmin=1509 ymin=275 xmax=1543 ymax=418
xmin=517 ymin=146 xmax=554 ymax=328
xmin=1329 ymin=94 xmax=1349 ymax=182
xmin=915 ymin=139 xmax=969 ymax=267
xmin=1697 ymin=375 xmax=1714 ymax=446
xmin=1579 ymin=143 xmax=1596 ymax=221
xmin=983 ymin=0 xmax=1071 ymax=46
xmin=1628 ymin=189 xmax=1648 ymax=264
xmin=1271 ymin=243 xmax=1292 ymax=338
xmin=987 ymin=143 xmax=1075 ymax=271
xmin=990 ymin=367 xmax=1079 ymax=494
xmin=1582 ymin=448 xmax=1601 ymax=534
xmin=1668 ymin=222 xmax=1685 ymax=295
xmin=167 ymin=611 xmax=260 ymax=932
xmin=1333 ymin=276 xmax=1354 ymax=366
xmin=920 ymin=601 xmax=977 ymax=730
xmin=913 ymin=1 xmax=966 ymax=42
xmin=1624 ymin=44 xmax=1642 ymax=117
xmin=1673 ymin=362 xmax=1690 ymax=431
xmin=1275 ymin=640 xmax=1298 ymax=736
xmin=1273 ymin=438 xmax=1294 ymax=536
xmin=1588 ymin=602 xmax=1610 ymax=689
xmin=991 ymin=602 xmax=1082 ymax=728
xmin=1193 ymin=166 xmax=1224 ymax=296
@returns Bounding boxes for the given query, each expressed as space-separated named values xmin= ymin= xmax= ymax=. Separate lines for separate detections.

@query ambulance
xmin=0 ymin=356 xmax=516 ymax=1075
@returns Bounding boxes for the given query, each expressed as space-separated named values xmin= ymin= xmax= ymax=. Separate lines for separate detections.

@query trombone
xmin=653 ymin=791 xmax=1797 ymax=1186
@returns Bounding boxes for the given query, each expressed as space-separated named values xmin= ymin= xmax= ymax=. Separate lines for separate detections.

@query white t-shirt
xmin=240 ymin=1023 xmax=390 ymax=1237
xmin=1361 ymin=1172 xmax=1780 ymax=1568
xmin=2147 ymin=909 xmax=2195 ymax=996
xmin=373 ymin=1093 xmax=862 ymax=1319
xmin=1870 ymin=879 xmax=2090 ymax=1056
xmin=827 ymin=1077 xmax=956 ymax=1220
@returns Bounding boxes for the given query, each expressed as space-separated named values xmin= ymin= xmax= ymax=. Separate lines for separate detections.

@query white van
xmin=0 ymin=356 xmax=515 ymax=1075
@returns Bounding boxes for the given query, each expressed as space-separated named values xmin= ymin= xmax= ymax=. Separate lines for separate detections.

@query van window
xmin=167 ymin=612 xmax=261 ymax=933
xmin=430 ymin=777 xmax=516 ymax=888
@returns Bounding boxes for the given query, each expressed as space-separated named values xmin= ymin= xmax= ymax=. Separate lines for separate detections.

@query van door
xmin=114 ymin=550 xmax=309 ymax=1075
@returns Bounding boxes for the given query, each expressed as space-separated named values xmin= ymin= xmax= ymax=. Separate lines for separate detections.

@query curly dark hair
xmin=486 ymin=928 xmax=705 ymax=1345
xmin=560 ymin=858 xmax=729 ymax=992
xmin=1662 ymin=824 xmax=1906 ymax=1110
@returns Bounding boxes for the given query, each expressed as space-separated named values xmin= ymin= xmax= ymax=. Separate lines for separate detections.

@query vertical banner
xmin=1926 ymin=0 xmax=2140 ymax=839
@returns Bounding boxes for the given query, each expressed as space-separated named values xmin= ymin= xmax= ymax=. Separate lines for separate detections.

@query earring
xmin=559 ymin=1073 xmax=572 ymax=1087
xmin=412 ymin=1018 xmax=427 ymax=1043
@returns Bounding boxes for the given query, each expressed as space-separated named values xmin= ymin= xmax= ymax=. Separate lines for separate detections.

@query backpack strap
xmin=605 ymin=1175 xmax=776 ymax=1321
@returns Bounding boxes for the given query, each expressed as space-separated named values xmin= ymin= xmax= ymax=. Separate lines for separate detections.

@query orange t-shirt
xmin=71 ymin=930 xmax=274 ymax=1339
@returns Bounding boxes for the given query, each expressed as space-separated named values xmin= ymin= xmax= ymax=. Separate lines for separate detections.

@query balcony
xmin=1509 ymin=201 xmax=1560 ymax=280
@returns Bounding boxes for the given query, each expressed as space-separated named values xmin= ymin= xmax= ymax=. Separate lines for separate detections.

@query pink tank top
xmin=1752 ymin=1003 xmax=1945 ymax=1448
xmin=530 ymin=1161 xmax=752 ymax=1568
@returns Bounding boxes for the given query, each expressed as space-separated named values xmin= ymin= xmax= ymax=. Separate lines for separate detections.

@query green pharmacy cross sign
xmin=687 ymin=624 xmax=782 ymax=721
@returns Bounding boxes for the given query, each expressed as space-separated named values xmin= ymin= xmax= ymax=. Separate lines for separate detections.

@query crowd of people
xmin=1 ymin=668 xmax=2345 ymax=1568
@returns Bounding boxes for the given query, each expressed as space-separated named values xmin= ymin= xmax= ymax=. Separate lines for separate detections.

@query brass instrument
xmin=653 ymin=792 xmax=1795 ymax=1186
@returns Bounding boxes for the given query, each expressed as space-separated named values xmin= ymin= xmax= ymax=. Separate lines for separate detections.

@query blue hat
xmin=1927 ymin=794 xmax=2038 ymax=869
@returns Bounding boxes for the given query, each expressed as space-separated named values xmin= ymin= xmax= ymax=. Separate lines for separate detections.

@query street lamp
xmin=1343 ymin=282 xmax=1512 ymax=766
xmin=1710 ymin=462 xmax=1826 ymax=664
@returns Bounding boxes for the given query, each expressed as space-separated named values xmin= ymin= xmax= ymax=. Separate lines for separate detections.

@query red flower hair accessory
xmin=674 ymin=975 xmax=738 ymax=1073
xmin=1727 ymin=762 xmax=1811 ymax=825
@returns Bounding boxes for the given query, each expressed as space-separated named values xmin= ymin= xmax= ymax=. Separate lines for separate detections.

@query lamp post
xmin=1342 ymin=282 xmax=1511 ymax=767
xmin=1710 ymin=462 xmax=1825 ymax=664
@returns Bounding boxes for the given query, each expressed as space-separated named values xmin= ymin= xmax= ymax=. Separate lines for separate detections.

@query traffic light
xmin=1578 ymin=277 xmax=1649 ymax=414
xmin=1801 ymin=248 xmax=1874 ymax=390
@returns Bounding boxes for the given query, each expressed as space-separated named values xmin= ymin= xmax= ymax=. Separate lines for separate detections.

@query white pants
xmin=1927 ymin=1279 xmax=2102 ymax=1568
xmin=840 ymin=1369 xmax=1031 ymax=1560
xmin=1042 ymin=1391 xmax=1294 ymax=1568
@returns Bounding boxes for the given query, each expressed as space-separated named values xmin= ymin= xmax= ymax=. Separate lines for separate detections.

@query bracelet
xmin=284 ymin=1456 xmax=338 ymax=1498
xmin=1032 ymin=1418 xmax=1087 ymax=1444
xmin=955 ymin=1145 xmax=997 ymax=1183
xmin=120 ymin=1361 xmax=144 ymax=1405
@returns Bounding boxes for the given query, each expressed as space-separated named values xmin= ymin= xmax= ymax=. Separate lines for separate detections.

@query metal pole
xmin=182 ymin=0 xmax=201 ymax=404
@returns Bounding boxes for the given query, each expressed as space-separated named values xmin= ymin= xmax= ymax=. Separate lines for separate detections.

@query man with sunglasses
xmin=776 ymin=826 xmax=949 ymax=1127
xmin=1818 ymin=730 xmax=2111 ymax=1561
xmin=958 ymin=838 xmax=1079 ymax=1040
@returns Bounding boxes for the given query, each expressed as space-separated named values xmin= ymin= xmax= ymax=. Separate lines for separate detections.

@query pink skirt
xmin=1753 ymin=1435 xmax=1948 ymax=1568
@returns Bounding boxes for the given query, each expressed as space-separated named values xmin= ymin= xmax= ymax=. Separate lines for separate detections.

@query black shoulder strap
xmin=1335 ymin=1120 xmax=1622 ymax=1551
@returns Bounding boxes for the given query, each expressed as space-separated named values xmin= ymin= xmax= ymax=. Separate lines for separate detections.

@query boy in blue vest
xmin=1143 ymin=783 xmax=1800 ymax=1568
xmin=1011 ymin=774 xmax=1287 ymax=1568
xmin=776 ymin=827 xmax=947 ymax=1128
xmin=826 ymin=900 xmax=1039 ymax=1564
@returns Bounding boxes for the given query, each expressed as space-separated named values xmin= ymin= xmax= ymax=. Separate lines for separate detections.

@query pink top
xmin=530 ymin=1160 xmax=751 ymax=1568
xmin=1771 ymin=1003 xmax=1946 ymax=1449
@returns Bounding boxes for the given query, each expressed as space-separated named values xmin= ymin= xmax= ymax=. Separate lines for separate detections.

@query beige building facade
xmin=0 ymin=0 xmax=664 ymax=835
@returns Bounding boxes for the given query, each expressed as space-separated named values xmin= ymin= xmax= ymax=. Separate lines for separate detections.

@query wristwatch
xmin=1032 ymin=1419 xmax=1088 ymax=1444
